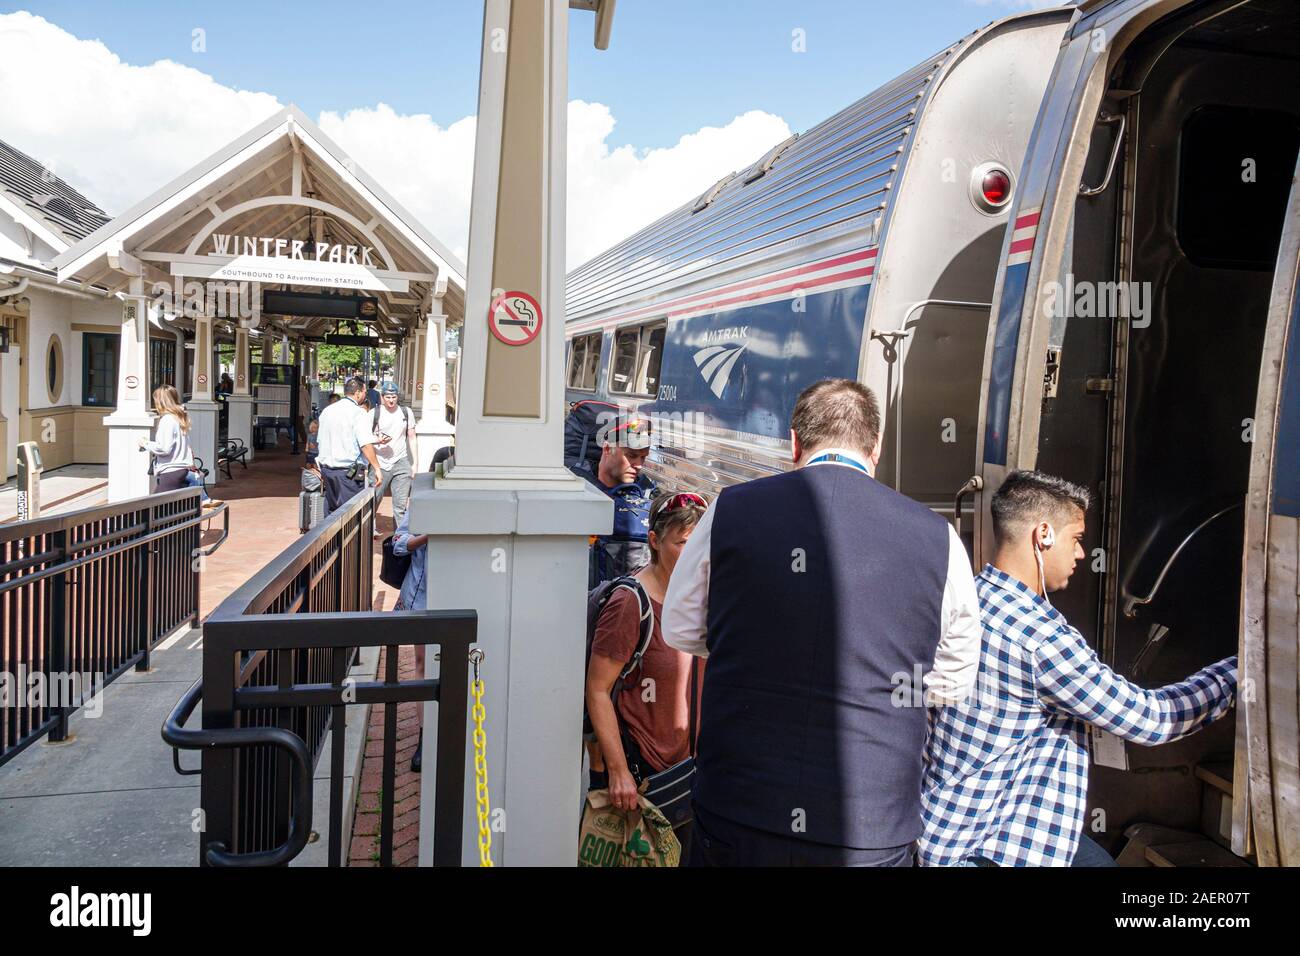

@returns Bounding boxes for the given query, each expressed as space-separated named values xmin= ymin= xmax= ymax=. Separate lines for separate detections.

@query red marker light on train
xmin=981 ymin=169 xmax=1011 ymax=206
xmin=970 ymin=162 xmax=1013 ymax=214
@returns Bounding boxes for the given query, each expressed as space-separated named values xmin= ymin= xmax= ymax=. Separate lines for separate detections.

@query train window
xmin=1178 ymin=106 xmax=1300 ymax=269
xmin=566 ymin=337 xmax=585 ymax=388
xmin=566 ymin=332 xmax=601 ymax=390
xmin=609 ymin=321 xmax=665 ymax=395
xmin=639 ymin=325 xmax=665 ymax=394
xmin=609 ymin=329 xmax=639 ymax=392
xmin=579 ymin=333 xmax=601 ymax=389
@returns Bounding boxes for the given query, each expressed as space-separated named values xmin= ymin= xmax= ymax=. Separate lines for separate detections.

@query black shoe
xmin=410 ymin=730 xmax=423 ymax=773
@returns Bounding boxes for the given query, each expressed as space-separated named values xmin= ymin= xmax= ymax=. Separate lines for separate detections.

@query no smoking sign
xmin=488 ymin=291 xmax=543 ymax=346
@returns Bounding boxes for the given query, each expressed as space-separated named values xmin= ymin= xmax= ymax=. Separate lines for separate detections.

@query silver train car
xmin=564 ymin=0 xmax=1300 ymax=865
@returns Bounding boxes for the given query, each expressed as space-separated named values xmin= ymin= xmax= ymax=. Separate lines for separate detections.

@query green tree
xmin=317 ymin=344 xmax=363 ymax=377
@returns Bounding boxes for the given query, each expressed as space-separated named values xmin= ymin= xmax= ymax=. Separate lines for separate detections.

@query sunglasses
xmin=651 ymin=492 xmax=708 ymax=523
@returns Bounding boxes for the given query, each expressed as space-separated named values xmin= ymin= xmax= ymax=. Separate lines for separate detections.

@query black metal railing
xmin=163 ymin=488 xmax=477 ymax=867
xmin=1 ymin=488 xmax=227 ymax=768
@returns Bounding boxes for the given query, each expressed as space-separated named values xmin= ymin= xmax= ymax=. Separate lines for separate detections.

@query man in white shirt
xmin=315 ymin=377 xmax=381 ymax=514
xmin=662 ymin=378 xmax=981 ymax=866
xmin=371 ymin=381 xmax=418 ymax=537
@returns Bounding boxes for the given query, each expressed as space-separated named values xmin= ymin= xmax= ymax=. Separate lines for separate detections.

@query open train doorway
xmin=1034 ymin=0 xmax=1300 ymax=862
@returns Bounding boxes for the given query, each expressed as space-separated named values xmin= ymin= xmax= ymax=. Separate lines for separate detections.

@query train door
xmin=975 ymin=0 xmax=1300 ymax=860
xmin=1235 ymin=155 xmax=1300 ymax=866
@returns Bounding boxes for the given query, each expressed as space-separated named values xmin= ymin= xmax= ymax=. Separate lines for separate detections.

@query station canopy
xmin=52 ymin=105 xmax=466 ymax=343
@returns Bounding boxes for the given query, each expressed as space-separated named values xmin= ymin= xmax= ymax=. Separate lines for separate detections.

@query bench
xmin=218 ymin=438 xmax=249 ymax=479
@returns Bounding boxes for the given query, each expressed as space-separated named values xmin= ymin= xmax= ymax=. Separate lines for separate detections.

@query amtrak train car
xmin=565 ymin=4 xmax=1076 ymax=520
xmin=566 ymin=0 xmax=1300 ymax=865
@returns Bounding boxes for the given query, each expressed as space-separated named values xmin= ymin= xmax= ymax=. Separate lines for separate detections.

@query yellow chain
xmin=471 ymin=665 xmax=493 ymax=867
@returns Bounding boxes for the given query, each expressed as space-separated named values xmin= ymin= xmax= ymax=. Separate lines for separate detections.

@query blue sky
xmin=0 ymin=1 xmax=1059 ymax=265
xmin=9 ymin=1 xmax=1052 ymax=149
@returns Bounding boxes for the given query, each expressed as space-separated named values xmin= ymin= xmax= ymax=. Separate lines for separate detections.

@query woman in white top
xmin=138 ymin=385 xmax=194 ymax=493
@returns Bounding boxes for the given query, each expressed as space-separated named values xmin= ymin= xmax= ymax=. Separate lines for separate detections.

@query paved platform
xmin=0 ymin=436 xmax=405 ymax=866
xmin=0 ymin=463 xmax=107 ymax=523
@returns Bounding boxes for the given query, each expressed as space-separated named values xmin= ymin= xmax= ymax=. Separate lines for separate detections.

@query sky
xmin=0 ymin=0 xmax=1064 ymax=267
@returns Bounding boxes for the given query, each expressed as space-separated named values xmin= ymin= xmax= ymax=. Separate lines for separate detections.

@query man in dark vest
xmin=662 ymin=378 xmax=982 ymax=865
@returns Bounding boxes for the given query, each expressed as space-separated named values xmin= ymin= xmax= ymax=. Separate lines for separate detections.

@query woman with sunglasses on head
xmin=586 ymin=491 xmax=709 ymax=858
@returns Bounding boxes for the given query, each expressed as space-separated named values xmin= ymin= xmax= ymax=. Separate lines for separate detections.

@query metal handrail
xmin=1079 ymin=112 xmax=1126 ymax=198
xmin=195 ymin=502 xmax=230 ymax=557
xmin=1121 ymin=501 xmax=1243 ymax=619
xmin=162 ymin=680 xmax=313 ymax=868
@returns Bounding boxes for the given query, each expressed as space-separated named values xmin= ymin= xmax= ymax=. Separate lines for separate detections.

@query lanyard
xmin=807 ymin=452 xmax=870 ymax=474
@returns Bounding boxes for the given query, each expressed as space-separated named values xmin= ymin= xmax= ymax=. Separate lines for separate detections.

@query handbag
xmin=380 ymin=536 xmax=411 ymax=588
xmin=617 ymin=656 xmax=700 ymax=832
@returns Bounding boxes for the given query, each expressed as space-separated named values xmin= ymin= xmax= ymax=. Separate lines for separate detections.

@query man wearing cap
xmin=371 ymin=381 xmax=419 ymax=537
xmin=579 ymin=413 xmax=657 ymax=587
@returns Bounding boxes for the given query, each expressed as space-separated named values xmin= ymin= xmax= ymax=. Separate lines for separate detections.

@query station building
xmin=1 ymin=107 xmax=463 ymax=493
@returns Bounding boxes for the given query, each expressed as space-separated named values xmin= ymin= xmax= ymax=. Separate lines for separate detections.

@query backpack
xmin=373 ymin=403 xmax=414 ymax=435
xmin=565 ymin=400 xmax=624 ymax=479
xmin=586 ymin=478 xmax=656 ymax=588
xmin=582 ymin=576 xmax=654 ymax=743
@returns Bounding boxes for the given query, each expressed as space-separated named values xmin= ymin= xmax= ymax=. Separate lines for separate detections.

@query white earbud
xmin=1034 ymin=523 xmax=1056 ymax=602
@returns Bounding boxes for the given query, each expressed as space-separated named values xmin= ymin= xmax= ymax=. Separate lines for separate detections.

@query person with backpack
xmin=585 ymin=490 xmax=709 ymax=858
xmin=564 ymin=401 xmax=657 ymax=587
xmin=371 ymin=381 xmax=418 ymax=538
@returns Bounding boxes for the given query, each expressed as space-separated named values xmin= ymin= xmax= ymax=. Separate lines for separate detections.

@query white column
xmin=413 ymin=0 xmax=610 ymax=868
xmin=103 ymin=288 xmax=155 ymax=501
xmin=397 ymin=339 xmax=408 ymax=402
xmin=404 ymin=334 xmax=416 ymax=402
xmin=227 ymin=324 xmax=255 ymax=462
xmin=415 ymin=297 xmax=455 ymax=472
xmin=188 ymin=312 xmax=221 ymax=484
xmin=0 ymin=331 xmax=9 ymax=481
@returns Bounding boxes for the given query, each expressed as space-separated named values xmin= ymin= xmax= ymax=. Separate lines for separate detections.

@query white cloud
xmin=316 ymin=103 xmax=478 ymax=263
xmin=565 ymin=101 xmax=790 ymax=268
xmin=0 ymin=11 xmax=790 ymax=269
xmin=0 ymin=12 xmax=283 ymax=217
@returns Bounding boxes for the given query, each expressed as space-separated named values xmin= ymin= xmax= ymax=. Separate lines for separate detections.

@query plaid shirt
xmin=919 ymin=565 xmax=1237 ymax=867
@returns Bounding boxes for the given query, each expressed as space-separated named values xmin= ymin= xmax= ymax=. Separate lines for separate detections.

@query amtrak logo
xmin=693 ymin=342 xmax=747 ymax=398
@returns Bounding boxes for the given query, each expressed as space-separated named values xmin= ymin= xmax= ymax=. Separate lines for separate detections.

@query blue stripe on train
xmin=643 ymin=284 xmax=871 ymax=439
xmin=1273 ymin=287 xmax=1300 ymax=517
xmin=983 ymin=261 xmax=1030 ymax=466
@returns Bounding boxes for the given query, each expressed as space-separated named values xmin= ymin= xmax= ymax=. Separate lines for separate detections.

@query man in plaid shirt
xmin=920 ymin=471 xmax=1237 ymax=866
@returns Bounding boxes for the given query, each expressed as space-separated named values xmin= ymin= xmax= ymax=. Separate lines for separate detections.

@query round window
xmin=46 ymin=334 xmax=63 ymax=402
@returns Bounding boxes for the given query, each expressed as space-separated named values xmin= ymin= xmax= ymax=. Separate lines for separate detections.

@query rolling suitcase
xmin=299 ymin=491 xmax=325 ymax=532
xmin=299 ymin=467 xmax=326 ymax=533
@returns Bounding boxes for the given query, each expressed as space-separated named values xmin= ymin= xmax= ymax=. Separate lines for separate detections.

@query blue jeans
xmin=959 ymin=833 xmax=1116 ymax=867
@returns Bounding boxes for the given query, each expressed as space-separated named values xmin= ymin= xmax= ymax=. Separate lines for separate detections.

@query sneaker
xmin=410 ymin=730 xmax=423 ymax=773
xmin=202 ymin=499 xmax=225 ymax=509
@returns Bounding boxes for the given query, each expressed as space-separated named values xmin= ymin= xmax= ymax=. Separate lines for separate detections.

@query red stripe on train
xmin=668 ymin=265 xmax=875 ymax=318
xmin=571 ymin=247 xmax=878 ymax=330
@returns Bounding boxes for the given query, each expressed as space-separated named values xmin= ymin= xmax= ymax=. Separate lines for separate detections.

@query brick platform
xmin=198 ymin=436 xmax=417 ymax=864
xmin=347 ymin=644 xmax=423 ymax=867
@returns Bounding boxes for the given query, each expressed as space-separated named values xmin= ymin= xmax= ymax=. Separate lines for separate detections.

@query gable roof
xmin=53 ymin=105 xmax=466 ymax=329
xmin=0 ymin=137 xmax=110 ymax=249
